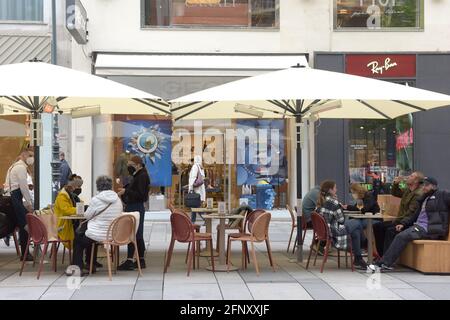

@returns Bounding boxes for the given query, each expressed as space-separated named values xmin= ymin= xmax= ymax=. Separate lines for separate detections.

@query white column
xmin=288 ymin=118 xmax=297 ymax=208
xmin=300 ymin=120 xmax=310 ymax=198
xmin=71 ymin=117 xmax=93 ymax=202
xmin=92 ymin=115 xmax=114 ymax=192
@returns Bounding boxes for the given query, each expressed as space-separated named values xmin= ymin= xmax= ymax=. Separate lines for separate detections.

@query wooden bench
xmin=400 ymin=225 xmax=450 ymax=274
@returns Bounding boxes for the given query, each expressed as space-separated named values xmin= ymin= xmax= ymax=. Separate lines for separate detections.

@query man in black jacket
xmin=370 ymin=177 xmax=450 ymax=271
xmin=117 ymin=155 xmax=150 ymax=270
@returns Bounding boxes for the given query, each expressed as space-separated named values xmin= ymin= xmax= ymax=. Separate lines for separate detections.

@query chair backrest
xmin=286 ymin=204 xmax=296 ymax=226
xmin=246 ymin=209 xmax=265 ymax=233
xmin=172 ymin=208 xmax=191 ymax=220
xmin=107 ymin=214 xmax=136 ymax=246
xmin=26 ymin=213 xmax=48 ymax=244
xmin=170 ymin=212 xmax=194 ymax=243
xmin=251 ymin=212 xmax=271 ymax=242
xmin=311 ymin=212 xmax=330 ymax=242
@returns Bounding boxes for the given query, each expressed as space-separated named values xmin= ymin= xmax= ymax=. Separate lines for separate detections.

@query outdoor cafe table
xmin=203 ymin=213 xmax=244 ymax=272
xmin=58 ymin=215 xmax=86 ymax=220
xmin=191 ymin=207 xmax=219 ymax=257
xmin=344 ymin=212 xmax=397 ymax=264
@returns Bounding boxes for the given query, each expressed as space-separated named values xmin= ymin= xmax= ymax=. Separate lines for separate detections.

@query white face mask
xmin=26 ymin=157 xmax=34 ymax=166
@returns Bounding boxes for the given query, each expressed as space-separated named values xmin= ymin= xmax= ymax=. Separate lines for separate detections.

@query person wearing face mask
xmin=54 ymin=179 xmax=79 ymax=249
xmin=370 ymin=177 xmax=450 ymax=272
xmin=117 ymin=155 xmax=150 ymax=271
xmin=3 ymin=148 xmax=35 ymax=261
xmin=68 ymin=174 xmax=83 ymax=204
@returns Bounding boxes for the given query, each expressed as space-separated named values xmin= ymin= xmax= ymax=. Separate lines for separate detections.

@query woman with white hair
xmin=68 ymin=175 xmax=123 ymax=276
xmin=188 ymin=155 xmax=206 ymax=222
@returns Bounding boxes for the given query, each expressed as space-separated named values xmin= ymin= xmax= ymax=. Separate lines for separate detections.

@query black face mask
xmin=127 ymin=165 xmax=136 ymax=175
xmin=73 ymin=188 xmax=82 ymax=196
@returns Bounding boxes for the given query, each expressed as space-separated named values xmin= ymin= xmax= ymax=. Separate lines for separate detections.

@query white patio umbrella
xmin=171 ymin=64 xmax=450 ymax=262
xmin=0 ymin=61 xmax=170 ymax=209
xmin=0 ymin=61 xmax=170 ymax=116
xmin=171 ymin=65 xmax=450 ymax=121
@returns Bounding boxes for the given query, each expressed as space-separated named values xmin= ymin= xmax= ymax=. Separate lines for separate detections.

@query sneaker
xmin=3 ymin=236 xmax=10 ymax=247
xmin=117 ymin=259 xmax=136 ymax=271
xmin=354 ymin=258 xmax=368 ymax=270
xmin=20 ymin=253 xmax=34 ymax=262
xmin=379 ymin=263 xmax=394 ymax=272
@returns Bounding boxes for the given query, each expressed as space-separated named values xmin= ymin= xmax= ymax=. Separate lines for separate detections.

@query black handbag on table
xmin=184 ymin=191 xmax=201 ymax=208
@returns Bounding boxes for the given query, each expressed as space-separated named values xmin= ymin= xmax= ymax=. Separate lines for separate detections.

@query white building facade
xmin=69 ymin=0 xmax=450 ymax=206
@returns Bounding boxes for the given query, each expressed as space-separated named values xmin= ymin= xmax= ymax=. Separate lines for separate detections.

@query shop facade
xmin=314 ymin=52 xmax=450 ymax=202
xmin=76 ymin=53 xmax=308 ymax=211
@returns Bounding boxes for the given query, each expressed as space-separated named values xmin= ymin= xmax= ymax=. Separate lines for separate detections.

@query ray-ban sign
xmin=66 ymin=0 xmax=88 ymax=45
xmin=346 ymin=54 xmax=416 ymax=78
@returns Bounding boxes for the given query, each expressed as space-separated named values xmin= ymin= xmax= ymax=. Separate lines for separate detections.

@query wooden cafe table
xmin=344 ymin=212 xmax=397 ymax=264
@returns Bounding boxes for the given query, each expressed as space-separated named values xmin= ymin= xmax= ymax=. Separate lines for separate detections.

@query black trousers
xmin=125 ymin=202 xmax=145 ymax=259
xmin=373 ymin=221 xmax=399 ymax=256
xmin=73 ymin=233 xmax=97 ymax=270
xmin=381 ymin=226 xmax=426 ymax=267
xmin=10 ymin=189 xmax=29 ymax=256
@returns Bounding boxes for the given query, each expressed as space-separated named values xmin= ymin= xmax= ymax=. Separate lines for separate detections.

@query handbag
xmin=75 ymin=203 xmax=112 ymax=237
xmin=193 ymin=165 xmax=204 ymax=188
xmin=184 ymin=191 xmax=201 ymax=208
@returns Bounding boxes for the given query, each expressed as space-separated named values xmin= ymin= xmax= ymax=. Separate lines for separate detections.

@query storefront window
xmin=0 ymin=115 xmax=29 ymax=189
xmin=0 ymin=0 xmax=44 ymax=22
xmin=335 ymin=0 xmax=424 ymax=30
xmin=143 ymin=0 xmax=279 ymax=28
xmin=348 ymin=115 xmax=414 ymax=191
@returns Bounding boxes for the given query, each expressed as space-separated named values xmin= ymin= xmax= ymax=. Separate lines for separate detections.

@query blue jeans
xmin=125 ymin=202 xmax=145 ymax=259
xmin=10 ymin=189 xmax=28 ymax=256
xmin=344 ymin=218 xmax=363 ymax=258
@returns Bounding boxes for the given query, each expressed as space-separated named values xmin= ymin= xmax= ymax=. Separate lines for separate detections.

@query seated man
xmin=370 ymin=177 xmax=450 ymax=271
xmin=302 ymin=185 xmax=320 ymax=224
xmin=373 ymin=171 xmax=424 ymax=256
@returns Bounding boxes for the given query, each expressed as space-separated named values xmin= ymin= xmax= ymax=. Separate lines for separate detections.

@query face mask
xmin=73 ymin=188 xmax=82 ymax=196
xmin=26 ymin=157 xmax=34 ymax=166
xmin=127 ymin=165 xmax=136 ymax=175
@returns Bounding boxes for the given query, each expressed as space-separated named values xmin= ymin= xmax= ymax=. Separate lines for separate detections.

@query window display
xmin=335 ymin=0 xmax=424 ymax=30
xmin=143 ymin=0 xmax=279 ymax=28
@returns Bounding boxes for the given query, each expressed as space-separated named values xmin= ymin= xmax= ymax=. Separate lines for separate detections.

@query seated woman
xmin=68 ymin=175 xmax=123 ymax=276
xmin=54 ymin=179 xmax=79 ymax=248
xmin=316 ymin=180 xmax=368 ymax=270
xmin=344 ymin=183 xmax=380 ymax=216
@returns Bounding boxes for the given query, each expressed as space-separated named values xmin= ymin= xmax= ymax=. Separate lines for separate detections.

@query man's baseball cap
xmin=423 ymin=177 xmax=438 ymax=186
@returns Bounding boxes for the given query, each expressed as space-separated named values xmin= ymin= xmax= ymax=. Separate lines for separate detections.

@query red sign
xmin=396 ymin=128 xmax=414 ymax=151
xmin=346 ymin=54 xmax=416 ymax=78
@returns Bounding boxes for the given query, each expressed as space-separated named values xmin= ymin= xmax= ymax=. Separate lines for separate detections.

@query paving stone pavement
xmin=0 ymin=218 xmax=449 ymax=300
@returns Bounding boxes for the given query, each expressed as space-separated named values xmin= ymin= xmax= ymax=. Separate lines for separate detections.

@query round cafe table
xmin=203 ymin=213 xmax=244 ymax=272
xmin=344 ymin=212 xmax=396 ymax=264
xmin=58 ymin=215 xmax=86 ymax=220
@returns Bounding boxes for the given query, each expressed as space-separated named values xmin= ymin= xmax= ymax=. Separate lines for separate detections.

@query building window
xmin=143 ymin=0 xmax=279 ymax=28
xmin=0 ymin=0 xmax=44 ymax=22
xmin=348 ymin=115 xmax=414 ymax=191
xmin=335 ymin=0 xmax=424 ymax=30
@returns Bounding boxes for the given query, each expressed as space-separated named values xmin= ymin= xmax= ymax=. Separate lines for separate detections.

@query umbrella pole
xmin=32 ymin=102 xmax=40 ymax=211
xmin=295 ymin=111 xmax=304 ymax=263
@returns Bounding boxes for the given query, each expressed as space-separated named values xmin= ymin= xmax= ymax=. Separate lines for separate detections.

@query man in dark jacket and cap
xmin=370 ymin=177 xmax=450 ymax=271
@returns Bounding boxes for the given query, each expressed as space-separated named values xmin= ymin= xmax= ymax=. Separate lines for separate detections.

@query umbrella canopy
xmin=0 ymin=61 xmax=170 ymax=116
xmin=171 ymin=65 xmax=450 ymax=121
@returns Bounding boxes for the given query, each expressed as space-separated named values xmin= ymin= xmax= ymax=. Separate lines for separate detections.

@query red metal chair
xmin=306 ymin=212 xmax=354 ymax=273
xmin=19 ymin=213 xmax=70 ymax=279
xmin=164 ymin=212 xmax=215 ymax=276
